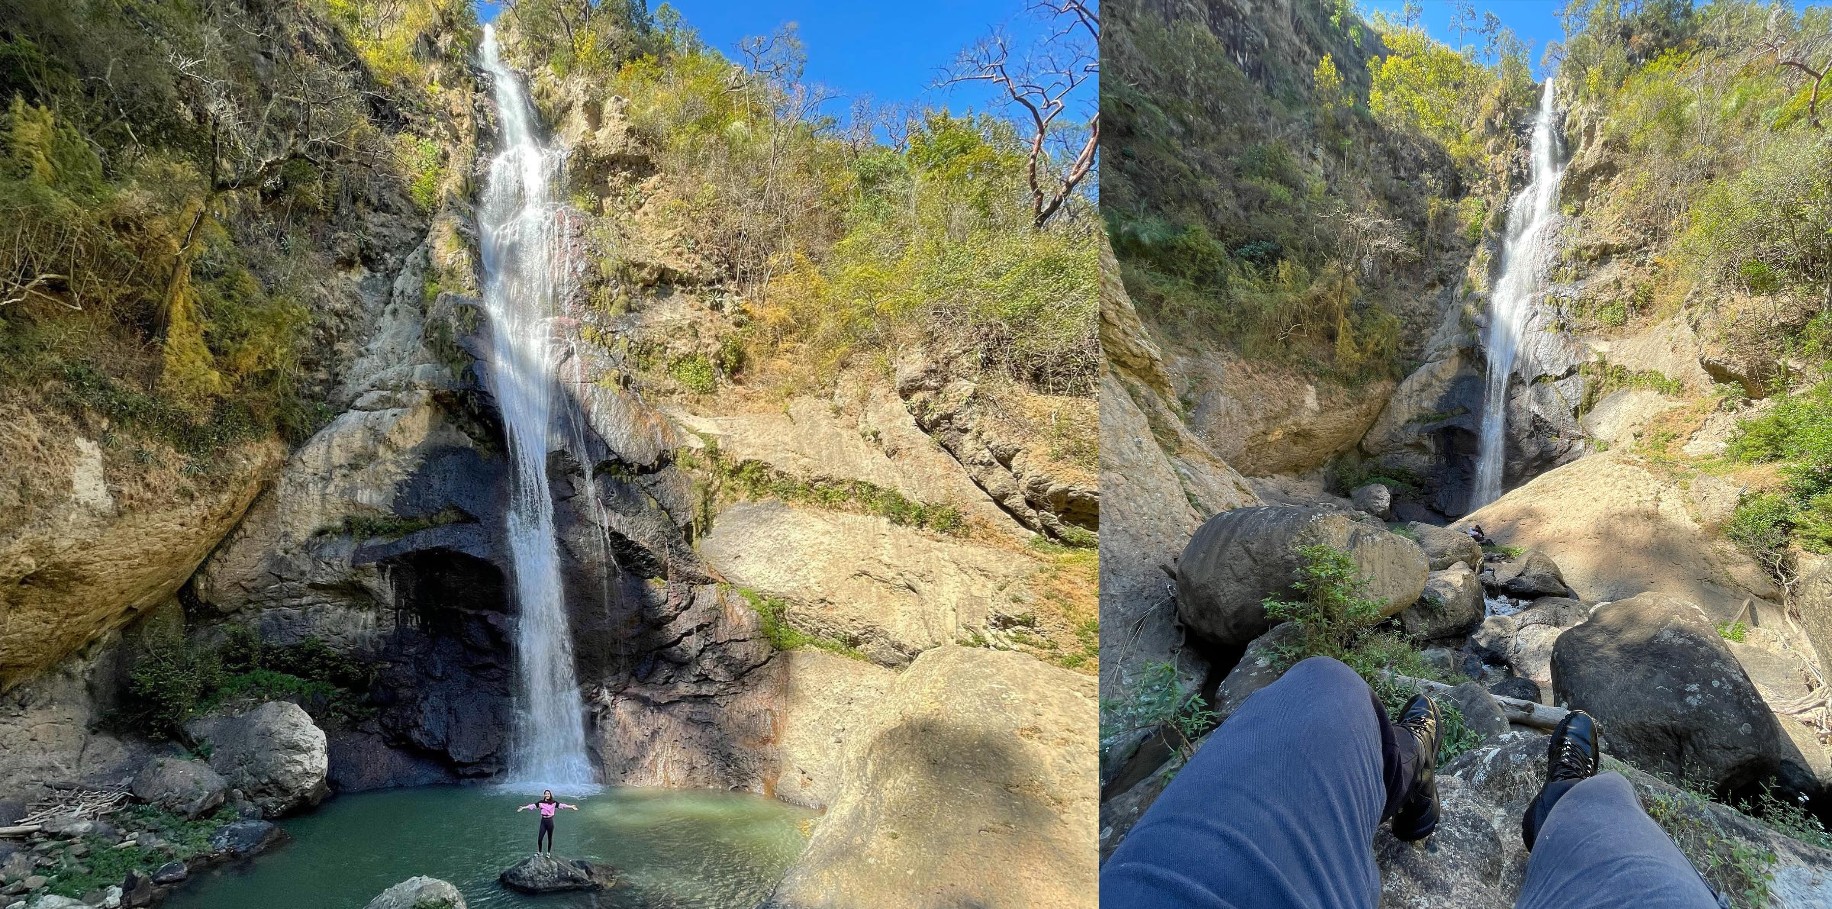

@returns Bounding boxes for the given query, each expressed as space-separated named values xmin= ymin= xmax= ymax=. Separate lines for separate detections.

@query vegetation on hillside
xmin=1547 ymin=1 xmax=1831 ymax=567
xmin=0 ymin=0 xmax=477 ymax=463
xmin=1104 ymin=0 xmax=1534 ymax=381
xmin=500 ymin=1 xmax=1100 ymax=398
xmin=1557 ymin=0 xmax=1829 ymax=314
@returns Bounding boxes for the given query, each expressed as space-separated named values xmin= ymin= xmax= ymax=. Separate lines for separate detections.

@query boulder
xmin=208 ymin=819 xmax=285 ymax=858
xmin=185 ymin=701 xmax=329 ymax=817
xmin=131 ymin=757 xmax=228 ymax=820
xmin=766 ymin=647 xmax=1094 ymax=909
xmin=1507 ymin=598 xmax=1589 ymax=687
xmin=1442 ymin=682 xmax=1510 ymax=741
xmin=1176 ymin=507 xmax=1429 ymax=647
xmin=499 ymin=855 xmax=613 ymax=894
xmin=1488 ymin=676 xmax=1542 ymax=703
xmin=1460 ymin=450 xmax=1780 ymax=623
xmin=1400 ymin=564 xmax=1484 ymax=640
xmin=150 ymin=862 xmax=187 ymax=885
xmin=1489 ymin=550 xmax=1575 ymax=599
xmin=1350 ymin=483 xmax=1391 ymax=519
xmin=1406 ymin=522 xmax=1483 ymax=571
xmin=1552 ymin=593 xmax=1785 ymax=793
xmin=365 ymin=876 xmax=467 ymax=909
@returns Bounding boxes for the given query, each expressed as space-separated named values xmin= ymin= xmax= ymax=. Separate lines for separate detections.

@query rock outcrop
xmin=1552 ymin=593 xmax=1785 ymax=793
xmin=1176 ymin=506 xmax=1428 ymax=647
xmin=366 ymin=876 xmax=468 ymax=909
xmin=699 ymin=501 xmax=1035 ymax=667
xmin=499 ymin=854 xmax=614 ymax=893
xmin=184 ymin=701 xmax=329 ymax=818
xmin=1460 ymin=450 xmax=1779 ymax=623
xmin=131 ymin=756 xmax=228 ymax=820
xmin=1097 ymin=236 xmax=1258 ymax=723
xmin=1400 ymin=563 xmax=1485 ymax=641
xmin=1407 ymin=522 xmax=1484 ymax=571
xmin=766 ymin=647 xmax=1095 ymax=909
xmin=1472 ymin=597 xmax=1589 ymax=691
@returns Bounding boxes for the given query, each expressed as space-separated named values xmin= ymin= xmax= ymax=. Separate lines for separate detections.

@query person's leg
xmin=1101 ymin=656 xmax=1408 ymax=909
xmin=1515 ymin=773 xmax=1718 ymax=909
xmin=538 ymin=817 xmax=553 ymax=853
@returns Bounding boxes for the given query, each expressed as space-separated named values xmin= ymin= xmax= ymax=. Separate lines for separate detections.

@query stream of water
xmin=1471 ymin=79 xmax=1568 ymax=510
xmin=477 ymin=24 xmax=595 ymax=787
xmin=159 ymin=787 xmax=813 ymax=909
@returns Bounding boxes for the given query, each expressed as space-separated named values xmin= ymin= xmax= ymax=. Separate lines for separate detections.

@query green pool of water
xmin=161 ymin=786 xmax=814 ymax=909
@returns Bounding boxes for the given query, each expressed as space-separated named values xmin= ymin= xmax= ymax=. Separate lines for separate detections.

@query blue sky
xmin=1361 ymin=1 xmax=1568 ymax=76
xmin=476 ymin=1 xmax=1088 ymax=126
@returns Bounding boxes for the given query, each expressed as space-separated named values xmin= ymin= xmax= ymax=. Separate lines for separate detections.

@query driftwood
xmin=0 ymin=824 xmax=42 ymax=837
xmin=1388 ymin=673 xmax=1571 ymax=731
xmin=12 ymin=785 xmax=131 ymax=830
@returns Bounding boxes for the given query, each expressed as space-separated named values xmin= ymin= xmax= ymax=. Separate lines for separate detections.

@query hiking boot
xmin=1522 ymin=709 xmax=1601 ymax=850
xmin=1390 ymin=694 xmax=1442 ymax=842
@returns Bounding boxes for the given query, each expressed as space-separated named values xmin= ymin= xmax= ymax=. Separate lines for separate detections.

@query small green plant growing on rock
xmin=1099 ymin=661 xmax=1216 ymax=760
xmin=668 ymin=353 xmax=718 ymax=394
xmin=1716 ymin=621 xmax=1748 ymax=643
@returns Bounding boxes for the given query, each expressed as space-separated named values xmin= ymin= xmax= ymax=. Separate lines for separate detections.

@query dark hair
xmin=542 ymin=790 xmax=555 ymax=802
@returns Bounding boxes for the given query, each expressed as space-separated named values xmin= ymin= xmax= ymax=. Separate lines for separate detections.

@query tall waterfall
xmin=478 ymin=25 xmax=595 ymax=786
xmin=1471 ymin=79 xmax=1567 ymax=510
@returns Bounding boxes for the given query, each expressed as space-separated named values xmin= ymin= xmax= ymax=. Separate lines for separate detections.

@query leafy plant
xmin=1098 ymin=660 xmax=1217 ymax=759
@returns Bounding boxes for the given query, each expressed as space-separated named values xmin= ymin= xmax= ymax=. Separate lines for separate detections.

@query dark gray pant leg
xmin=1515 ymin=772 xmax=1719 ymax=909
xmin=1101 ymin=656 xmax=1388 ymax=909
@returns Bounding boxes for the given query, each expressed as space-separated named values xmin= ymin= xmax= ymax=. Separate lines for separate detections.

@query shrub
xmin=667 ymin=353 xmax=717 ymax=395
xmin=1098 ymin=660 xmax=1217 ymax=760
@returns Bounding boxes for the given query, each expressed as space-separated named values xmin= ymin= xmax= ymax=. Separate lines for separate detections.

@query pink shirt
xmin=524 ymin=801 xmax=572 ymax=817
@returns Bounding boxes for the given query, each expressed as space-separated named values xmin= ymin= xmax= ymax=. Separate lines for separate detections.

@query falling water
xmin=477 ymin=25 xmax=595 ymax=786
xmin=1471 ymin=79 xmax=1567 ymax=510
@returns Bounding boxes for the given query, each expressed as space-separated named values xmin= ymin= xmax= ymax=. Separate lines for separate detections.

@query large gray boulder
xmin=1400 ymin=564 xmax=1484 ymax=640
xmin=1489 ymin=550 xmax=1575 ymax=599
xmin=1176 ymin=506 xmax=1429 ymax=647
xmin=1473 ymin=598 xmax=1589 ymax=690
xmin=1350 ymin=483 xmax=1391 ymax=519
xmin=1794 ymin=559 xmax=1832 ymax=678
xmin=365 ymin=876 xmax=467 ymax=909
xmin=131 ymin=756 xmax=228 ymax=820
xmin=1406 ymin=522 xmax=1483 ymax=571
xmin=499 ymin=855 xmax=613 ymax=894
xmin=185 ymin=701 xmax=329 ymax=817
xmin=1552 ymin=593 xmax=1785 ymax=793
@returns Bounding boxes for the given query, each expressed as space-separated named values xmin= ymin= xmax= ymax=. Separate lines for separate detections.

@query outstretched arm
xmin=517 ymin=804 xmax=534 ymax=811
xmin=561 ymin=803 xmax=578 ymax=810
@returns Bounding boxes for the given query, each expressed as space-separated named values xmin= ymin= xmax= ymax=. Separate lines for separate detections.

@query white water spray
xmin=478 ymin=25 xmax=595 ymax=787
xmin=1471 ymin=79 xmax=1567 ymax=510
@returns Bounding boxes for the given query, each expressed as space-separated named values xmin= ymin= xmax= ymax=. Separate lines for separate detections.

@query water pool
xmin=161 ymin=786 xmax=814 ymax=909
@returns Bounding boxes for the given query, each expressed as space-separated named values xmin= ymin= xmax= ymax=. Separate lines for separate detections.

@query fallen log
xmin=0 ymin=824 xmax=42 ymax=837
xmin=1388 ymin=673 xmax=1571 ymax=731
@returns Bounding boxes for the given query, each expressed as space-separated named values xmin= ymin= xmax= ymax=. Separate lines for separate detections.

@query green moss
xmin=680 ymin=447 xmax=969 ymax=536
xmin=668 ymin=353 xmax=718 ymax=395
xmin=732 ymin=587 xmax=867 ymax=660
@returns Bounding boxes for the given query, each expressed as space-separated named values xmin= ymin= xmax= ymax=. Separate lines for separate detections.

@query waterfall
xmin=478 ymin=25 xmax=595 ymax=786
xmin=1471 ymin=79 xmax=1567 ymax=510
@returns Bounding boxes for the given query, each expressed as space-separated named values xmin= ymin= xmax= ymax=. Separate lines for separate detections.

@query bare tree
xmin=942 ymin=1 xmax=1099 ymax=230
xmin=1754 ymin=24 xmax=1832 ymax=128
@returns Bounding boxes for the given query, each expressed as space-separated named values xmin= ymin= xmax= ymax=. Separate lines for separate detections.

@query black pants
xmin=537 ymin=815 xmax=554 ymax=853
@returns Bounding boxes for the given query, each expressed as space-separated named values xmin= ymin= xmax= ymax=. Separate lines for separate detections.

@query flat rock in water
xmin=498 ymin=854 xmax=615 ymax=894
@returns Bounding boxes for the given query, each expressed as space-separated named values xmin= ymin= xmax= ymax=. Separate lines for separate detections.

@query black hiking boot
xmin=1522 ymin=709 xmax=1601 ymax=850
xmin=1390 ymin=694 xmax=1442 ymax=842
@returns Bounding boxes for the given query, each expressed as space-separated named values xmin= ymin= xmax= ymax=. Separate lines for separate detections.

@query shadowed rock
xmin=499 ymin=854 xmax=616 ymax=893
xmin=1552 ymin=593 xmax=1785 ymax=794
xmin=1177 ymin=506 xmax=1429 ymax=647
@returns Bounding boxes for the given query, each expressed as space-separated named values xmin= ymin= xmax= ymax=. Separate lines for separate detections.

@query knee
xmin=1284 ymin=655 xmax=1367 ymax=693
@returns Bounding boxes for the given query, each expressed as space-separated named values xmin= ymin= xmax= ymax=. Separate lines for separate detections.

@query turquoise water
xmin=161 ymin=786 xmax=814 ymax=909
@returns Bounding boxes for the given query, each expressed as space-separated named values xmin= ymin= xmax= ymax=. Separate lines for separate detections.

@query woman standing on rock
xmin=517 ymin=790 xmax=578 ymax=855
